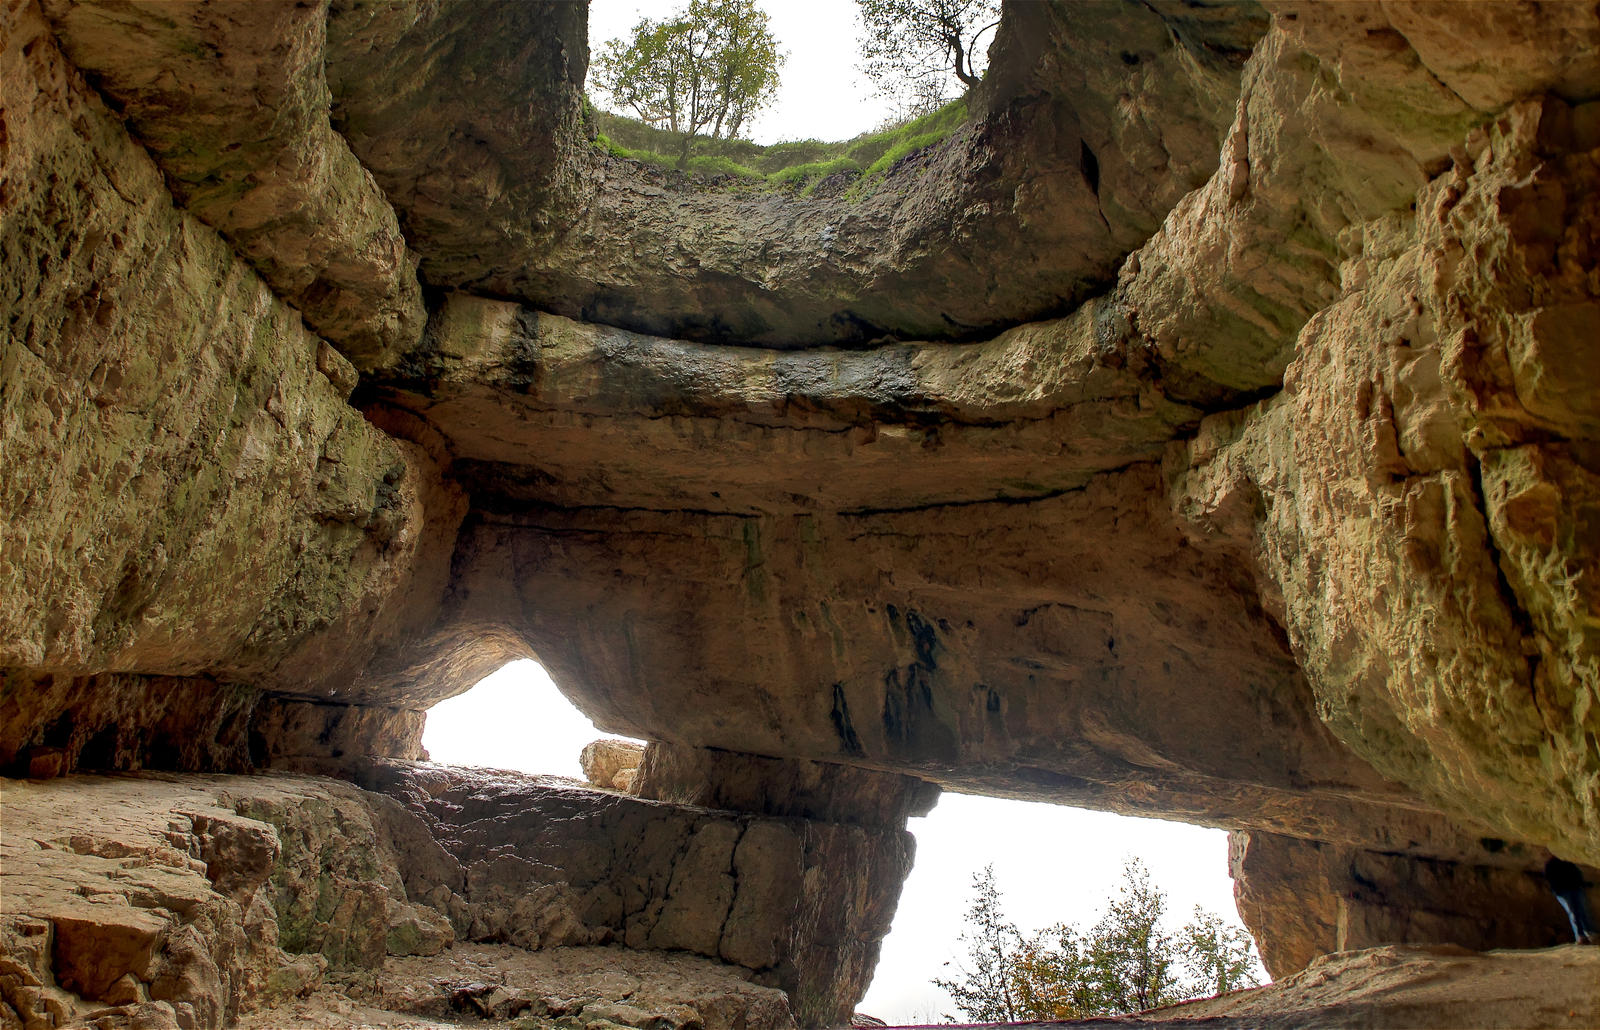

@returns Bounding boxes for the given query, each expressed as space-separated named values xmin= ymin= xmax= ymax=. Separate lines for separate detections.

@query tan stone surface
xmin=1174 ymin=96 xmax=1600 ymax=863
xmin=326 ymin=0 xmax=1264 ymax=347
xmin=379 ymin=295 xmax=1201 ymax=514
xmin=39 ymin=0 xmax=425 ymax=369
xmin=0 ymin=0 xmax=435 ymax=688
xmin=356 ymin=760 xmax=914 ymax=1027
xmin=4 ymin=0 xmax=1600 ymax=1018
xmin=578 ymin=739 xmax=644 ymax=792
xmin=634 ymin=743 xmax=939 ymax=829
xmin=236 ymin=943 xmax=797 ymax=1030
xmin=1052 ymin=945 xmax=1600 ymax=1030
xmin=0 ymin=772 xmax=453 ymax=1029
xmin=1229 ymin=830 xmax=1596 ymax=979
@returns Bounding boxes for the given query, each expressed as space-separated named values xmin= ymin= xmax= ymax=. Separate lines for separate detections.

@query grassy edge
xmin=588 ymin=97 xmax=969 ymax=193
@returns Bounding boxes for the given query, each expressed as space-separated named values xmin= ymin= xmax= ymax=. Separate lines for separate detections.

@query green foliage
xmin=586 ymin=96 xmax=969 ymax=194
xmin=935 ymin=858 xmax=1265 ymax=1022
xmin=592 ymin=0 xmax=783 ymax=167
xmin=856 ymin=0 xmax=1000 ymax=115
xmin=1180 ymin=906 xmax=1264 ymax=996
xmin=932 ymin=865 xmax=1025 ymax=1021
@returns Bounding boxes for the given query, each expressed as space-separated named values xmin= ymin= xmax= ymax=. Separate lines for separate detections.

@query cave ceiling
xmin=3 ymin=0 xmax=1599 ymax=878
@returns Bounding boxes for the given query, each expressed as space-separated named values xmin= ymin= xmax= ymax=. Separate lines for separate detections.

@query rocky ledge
xmin=4 ymin=0 xmax=1600 ymax=1025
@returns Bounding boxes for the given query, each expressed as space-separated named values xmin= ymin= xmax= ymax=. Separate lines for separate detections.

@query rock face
xmin=1230 ymin=830 xmax=1598 ymax=979
xmin=6 ymin=0 xmax=1600 ymax=1023
xmin=0 ymin=772 xmax=440 ymax=1029
xmin=1093 ymin=945 xmax=1600 ymax=1030
xmin=353 ymin=760 xmax=915 ymax=1027
xmin=0 ymin=768 xmax=866 ymax=1028
xmin=634 ymin=742 xmax=941 ymax=828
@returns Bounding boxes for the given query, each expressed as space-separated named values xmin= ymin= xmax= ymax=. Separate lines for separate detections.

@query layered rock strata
xmin=353 ymin=760 xmax=915 ymax=1027
xmin=1230 ymin=829 xmax=1600 ymax=978
xmin=1 ymin=767 xmax=907 ymax=1028
xmin=4 ymin=0 xmax=1600 ymax=1019
xmin=0 ymin=773 xmax=443 ymax=1030
xmin=37 ymin=0 xmax=425 ymax=370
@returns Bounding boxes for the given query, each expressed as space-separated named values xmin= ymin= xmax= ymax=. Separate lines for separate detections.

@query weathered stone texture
xmin=1230 ymin=830 xmax=1596 ymax=979
xmin=380 ymin=292 xmax=1202 ymax=514
xmin=0 ymin=773 xmax=455 ymax=1029
xmin=1175 ymin=96 xmax=1600 ymax=863
xmin=448 ymin=476 xmax=1457 ymax=852
xmin=356 ymin=760 xmax=912 ymax=1027
xmin=39 ymin=0 xmax=425 ymax=369
xmin=1109 ymin=1 xmax=1600 ymax=403
xmin=248 ymin=697 xmax=427 ymax=774
xmin=244 ymin=944 xmax=798 ymax=1030
xmin=0 ymin=671 xmax=255 ymax=777
xmin=6 ymin=0 xmax=1600 ymax=1015
xmin=635 ymin=742 xmax=940 ymax=829
xmin=0 ymin=0 xmax=431 ymax=688
xmin=324 ymin=0 xmax=1265 ymax=347
xmin=579 ymin=738 xmax=644 ymax=792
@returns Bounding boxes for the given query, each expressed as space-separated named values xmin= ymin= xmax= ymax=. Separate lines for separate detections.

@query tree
xmin=592 ymin=0 xmax=782 ymax=167
xmin=1179 ymin=906 xmax=1262 ymax=997
xmin=1011 ymin=922 xmax=1103 ymax=1019
xmin=934 ymin=858 xmax=1264 ymax=1021
xmin=931 ymin=865 xmax=1024 ymax=1021
xmin=855 ymin=0 xmax=1000 ymax=114
xmin=1081 ymin=859 xmax=1183 ymax=1014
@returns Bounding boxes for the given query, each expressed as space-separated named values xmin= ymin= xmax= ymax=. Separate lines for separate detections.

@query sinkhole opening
xmin=420 ymin=658 xmax=642 ymax=780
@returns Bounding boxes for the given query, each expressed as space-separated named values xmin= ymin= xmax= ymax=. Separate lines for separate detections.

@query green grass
xmin=588 ymin=98 xmax=969 ymax=193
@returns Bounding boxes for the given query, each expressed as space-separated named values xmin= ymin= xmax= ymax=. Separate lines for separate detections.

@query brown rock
xmin=249 ymin=697 xmax=426 ymax=773
xmin=5 ymin=0 xmax=1600 ymax=1019
xmin=1230 ymin=830 xmax=1593 ymax=978
xmin=634 ymin=743 xmax=939 ymax=829
xmin=325 ymin=0 xmax=1264 ymax=347
xmin=44 ymin=902 xmax=167 ymax=999
xmin=1173 ymin=95 xmax=1600 ymax=863
xmin=579 ymin=738 xmax=645 ymax=792
xmin=355 ymin=760 xmax=913 ymax=1028
xmin=0 ymin=0 xmax=439 ymax=694
xmin=40 ymin=0 xmax=425 ymax=369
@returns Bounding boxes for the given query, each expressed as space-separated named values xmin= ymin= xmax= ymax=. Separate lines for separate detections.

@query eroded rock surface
xmin=353 ymin=760 xmax=914 ymax=1028
xmin=38 ymin=0 xmax=425 ymax=370
xmin=0 ymin=772 xmax=438 ymax=1029
xmin=0 ymin=770 xmax=834 ymax=1029
xmin=5 ymin=0 xmax=1600 ymax=1022
xmin=1058 ymin=945 xmax=1600 ymax=1030
xmin=1230 ymin=830 xmax=1599 ymax=978
xmin=579 ymin=739 xmax=643 ymax=792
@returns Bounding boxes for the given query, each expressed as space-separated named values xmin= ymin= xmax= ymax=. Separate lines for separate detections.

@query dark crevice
xmin=1462 ymin=452 xmax=1549 ymax=732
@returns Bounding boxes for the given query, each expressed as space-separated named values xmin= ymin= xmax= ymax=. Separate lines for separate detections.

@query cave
xmin=3 ymin=0 xmax=1600 ymax=1028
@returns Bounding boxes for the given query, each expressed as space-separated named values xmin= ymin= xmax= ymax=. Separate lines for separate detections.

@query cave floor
xmin=236 ymin=941 xmax=1600 ymax=1030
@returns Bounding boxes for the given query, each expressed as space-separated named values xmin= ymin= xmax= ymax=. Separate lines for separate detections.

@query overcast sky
xmin=425 ymin=661 xmax=1251 ymax=1023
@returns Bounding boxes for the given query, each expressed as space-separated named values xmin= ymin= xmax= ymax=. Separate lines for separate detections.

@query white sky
xmin=424 ymin=660 xmax=1256 ymax=1024
xmin=587 ymin=0 xmax=899 ymax=143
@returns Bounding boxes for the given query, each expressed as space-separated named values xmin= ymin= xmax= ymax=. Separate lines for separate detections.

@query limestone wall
xmin=4 ymin=0 xmax=1600 ymax=1011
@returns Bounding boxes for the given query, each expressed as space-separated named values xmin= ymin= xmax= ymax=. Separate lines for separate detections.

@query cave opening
xmin=861 ymin=794 xmax=1260 ymax=1022
xmin=418 ymin=662 xmax=1260 ymax=1024
xmin=420 ymin=658 xmax=642 ymax=779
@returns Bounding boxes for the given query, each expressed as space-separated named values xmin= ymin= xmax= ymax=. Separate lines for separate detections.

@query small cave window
xmin=421 ymin=659 xmax=641 ymax=779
